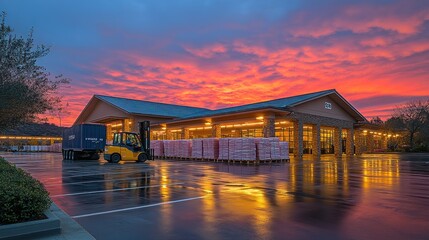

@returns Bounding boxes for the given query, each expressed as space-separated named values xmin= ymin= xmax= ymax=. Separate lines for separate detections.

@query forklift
xmin=104 ymin=121 xmax=154 ymax=163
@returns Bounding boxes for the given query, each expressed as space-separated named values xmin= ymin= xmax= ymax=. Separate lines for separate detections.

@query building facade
xmin=74 ymin=89 xmax=397 ymax=156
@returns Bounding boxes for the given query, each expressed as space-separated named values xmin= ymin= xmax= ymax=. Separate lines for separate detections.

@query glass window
xmin=275 ymin=125 xmax=294 ymax=153
xmin=321 ymin=128 xmax=334 ymax=154
xmin=303 ymin=125 xmax=313 ymax=154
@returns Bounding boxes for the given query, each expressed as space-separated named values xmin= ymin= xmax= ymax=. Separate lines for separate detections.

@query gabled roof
xmin=178 ymin=89 xmax=366 ymax=121
xmin=74 ymin=89 xmax=367 ymax=125
xmin=95 ymin=95 xmax=209 ymax=117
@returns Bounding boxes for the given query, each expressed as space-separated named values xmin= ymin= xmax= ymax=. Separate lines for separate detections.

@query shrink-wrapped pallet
xmin=152 ymin=140 xmax=164 ymax=157
xmin=255 ymin=138 xmax=271 ymax=160
xmin=203 ymin=138 xmax=219 ymax=159
xmin=270 ymin=141 xmax=281 ymax=160
xmin=219 ymin=138 xmax=229 ymax=160
xmin=228 ymin=138 xmax=256 ymax=161
xmin=191 ymin=139 xmax=203 ymax=158
xmin=228 ymin=138 xmax=240 ymax=160
xmin=163 ymin=140 xmax=173 ymax=157
xmin=279 ymin=141 xmax=290 ymax=159
xmin=178 ymin=140 xmax=191 ymax=158
xmin=173 ymin=140 xmax=180 ymax=158
xmin=242 ymin=138 xmax=256 ymax=161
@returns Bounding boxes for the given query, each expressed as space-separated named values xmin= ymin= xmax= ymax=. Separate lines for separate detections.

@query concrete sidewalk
xmin=34 ymin=203 xmax=95 ymax=240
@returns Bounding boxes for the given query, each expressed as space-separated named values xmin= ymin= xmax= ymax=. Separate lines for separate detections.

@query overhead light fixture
xmin=256 ymin=116 xmax=264 ymax=120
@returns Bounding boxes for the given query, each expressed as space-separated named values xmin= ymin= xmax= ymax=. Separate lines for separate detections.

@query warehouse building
xmin=74 ymin=89 xmax=397 ymax=157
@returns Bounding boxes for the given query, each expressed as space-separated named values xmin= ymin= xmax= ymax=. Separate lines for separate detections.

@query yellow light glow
xmin=256 ymin=116 xmax=264 ymax=120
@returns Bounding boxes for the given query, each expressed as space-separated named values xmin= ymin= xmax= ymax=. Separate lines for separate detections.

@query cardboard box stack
xmin=219 ymin=138 xmax=229 ymax=160
xmin=255 ymin=138 xmax=271 ymax=160
xmin=242 ymin=138 xmax=256 ymax=161
xmin=152 ymin=140 xmax=164 ymax=157
xmin=269 ymin=137 xmax=282 ymax=160
xmin=163 ymin=140 xmax=174 ymax=157
xmin=191 ymin=139 xmax=203 ymax=158
xmin=203 ymin=138 xmax=219 ymax=159
xmin=228 ymin=138 xmax=239 ymax=160
xmin=279 ymin=141 xmax=289 ymax=159
xmin=228 ymin=138 xmax=256 ymax=161
xmin=177 ymin=140 xmax=191 ymax=158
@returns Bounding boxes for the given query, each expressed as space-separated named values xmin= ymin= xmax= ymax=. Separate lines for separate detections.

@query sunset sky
xmin=2 ymin=0 xmax=429 ymax=126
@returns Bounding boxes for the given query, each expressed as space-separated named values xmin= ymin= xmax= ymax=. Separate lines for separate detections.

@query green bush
xmin=0 ymin=157 xmax=51 ymax=224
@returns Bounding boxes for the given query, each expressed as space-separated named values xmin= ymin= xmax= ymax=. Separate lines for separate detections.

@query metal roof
xmin=178 ymin=89 xmax=338 ymax=119
xmin=87 ymin=89 xmax=366 ymax=123
xmin=95 ymin=95 xmax=209 ymax=118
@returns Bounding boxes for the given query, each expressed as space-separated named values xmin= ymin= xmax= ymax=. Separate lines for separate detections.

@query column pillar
xmin=382 ymin=135 xmax=388 ymax=150
xmin=293 ymin=120 xmax=303 ymax=157
xmin=212 ymin=124 xmax=221 ymax=138
xmin=346 ymin=128 xmax=354 ymax=155
xmin=366 ymin=133 xmax=374 ymax=153
xmin=312 ymin=124 xmax=321 ymax=157
xmin=263 ymin=116 xmax=275 ymax=138
xmin=334 ymin=127 xmax=342 ymax=157
xmin=182 ymin=128 xmax=189 ymax=139
xmin=354 ymin=130 xmax=363 ymax=155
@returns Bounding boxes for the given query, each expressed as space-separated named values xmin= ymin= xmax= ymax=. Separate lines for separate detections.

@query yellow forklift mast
xmin=104 ymin=121 xmax=154 ymax=163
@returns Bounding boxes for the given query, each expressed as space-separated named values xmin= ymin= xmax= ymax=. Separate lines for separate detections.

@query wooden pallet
xmin=154 ymin=156 xmax=290 ymax=165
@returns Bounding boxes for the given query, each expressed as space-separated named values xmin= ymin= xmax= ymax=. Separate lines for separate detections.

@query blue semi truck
xmin=62 ymin=124 xmax=106 ymax=160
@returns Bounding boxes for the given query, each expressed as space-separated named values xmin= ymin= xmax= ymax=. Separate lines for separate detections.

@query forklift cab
xmin=113 ymin=132 xmax=142 ymax=151
xmin=104 ymin=121 xmax=154 ymax=163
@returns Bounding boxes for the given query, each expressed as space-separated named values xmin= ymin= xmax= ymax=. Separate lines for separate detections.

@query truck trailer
xmin=62 ymin=124 xmax=106 ymax=160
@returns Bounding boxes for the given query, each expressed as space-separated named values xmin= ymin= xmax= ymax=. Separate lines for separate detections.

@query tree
xmin=370 ymin=116 xmax=384 ymax=126
xmin=0 ymin=12 xmax=68 ymax=131
xmin=394 ymin=99 xmax=429 ymax=150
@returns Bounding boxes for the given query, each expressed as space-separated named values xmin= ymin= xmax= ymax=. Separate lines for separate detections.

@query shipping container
xmin=62 ymin=124 xmax=106 ymax=160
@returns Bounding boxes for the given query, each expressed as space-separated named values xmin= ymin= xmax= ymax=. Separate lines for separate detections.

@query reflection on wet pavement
xmin=2 ymin=152 xmax=429 ymax=240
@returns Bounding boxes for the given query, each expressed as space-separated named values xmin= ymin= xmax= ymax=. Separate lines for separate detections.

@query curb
xmin=0 ymin=206 xmax=60 ymax=240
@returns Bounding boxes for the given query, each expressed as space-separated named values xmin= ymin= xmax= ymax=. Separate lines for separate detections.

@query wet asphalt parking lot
xmin=2 ymin=152 xmax=429 ymax=240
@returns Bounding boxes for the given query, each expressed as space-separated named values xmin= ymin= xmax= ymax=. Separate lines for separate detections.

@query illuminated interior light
xmin=256 ymin=116 xmax=264 ymax=120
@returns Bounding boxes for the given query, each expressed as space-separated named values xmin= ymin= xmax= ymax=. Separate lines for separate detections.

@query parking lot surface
xmin=2 ymin=152 xmax=429 ymax=240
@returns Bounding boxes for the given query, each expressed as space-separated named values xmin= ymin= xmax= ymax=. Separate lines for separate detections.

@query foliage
xmin=369 ymin=116 xmax=384 ymax=126
xmin=0 ymin=12 xmax=69 ymax=131
xmin=394 ymin=99 xmax=429 ymax=151
xmin=0 ymin=122 xmax=64 ymax=136
xmin=0 ymin=157 xmax=51 ymax=224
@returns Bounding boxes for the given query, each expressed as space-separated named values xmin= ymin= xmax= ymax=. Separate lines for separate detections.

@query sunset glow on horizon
xmin=2 ymin=0 xmax=429 ymax=126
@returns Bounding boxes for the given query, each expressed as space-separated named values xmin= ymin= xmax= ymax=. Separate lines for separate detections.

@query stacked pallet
xmin=157 ymin=137 xmax=289 ymax=161
xmin=218 ymin=138 xmax=230 ymax=160
xmin=191 ymin=139 xmax=203 ymax=158
xmin=228 ymin=138 xmax=256 ymax=161
xmin=269 ymin=137 xmax=281 ymax=160
xmin=152 ymin=140 xmax=164 ymax=157
xmin=255 ymin=138 xmax=271 ymax=160
xmin=279 ymin=141 xmax=289 ymax=159
xmin=163 ymin=140 xmax=174 ymax=157
xmin=203 ymin=138 xmax=219 ymax=159
xmin=177 ymin=140 xmax=191 ymax=158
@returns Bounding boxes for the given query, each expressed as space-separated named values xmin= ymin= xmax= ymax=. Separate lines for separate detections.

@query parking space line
xmin=72 ymin=196 xmax=207 ymax=219
xmin=44 ymin=176 xmax=157 ymax=187
xmin=46 ymin=169 xmax=155 ymax=180
xmin=51 ymin=182 xmax=184 ymax=197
